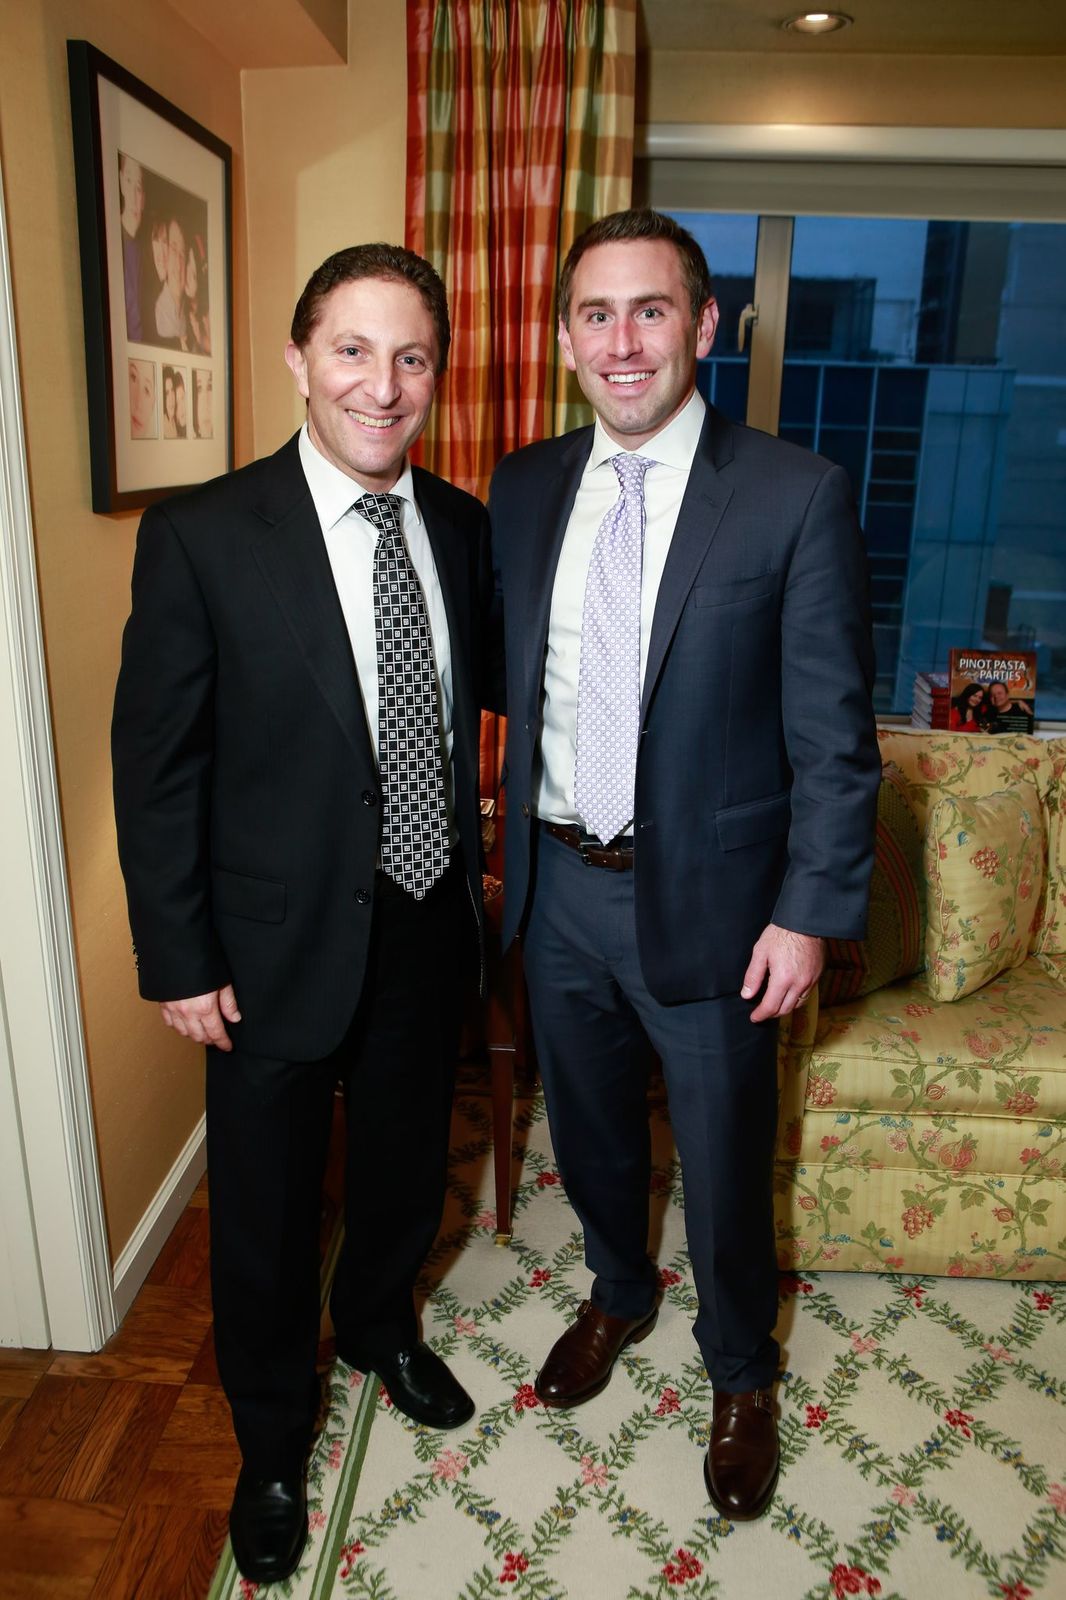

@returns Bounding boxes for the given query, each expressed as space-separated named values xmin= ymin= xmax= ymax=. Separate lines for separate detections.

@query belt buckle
xmin=575 ymin=834 xmax=597 ymax=866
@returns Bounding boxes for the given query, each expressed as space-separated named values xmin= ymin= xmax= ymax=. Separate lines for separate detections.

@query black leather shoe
xmin=229 ymin=1466 xmax=308 ymax=1583
xmin=534 ymin=1299 xmax=658 ymax=1408
xmin=341 ymin=1341 xmax=475 ymax=1429
xmin=703 ymin=1387 xmax=779 ymax=1521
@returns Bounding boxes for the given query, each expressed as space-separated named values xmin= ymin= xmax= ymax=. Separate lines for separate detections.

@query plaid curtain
xmin=406 ymin=0 xmax=635 ymax=494
xmin=405 ymin=0 xmax=636 ymax=796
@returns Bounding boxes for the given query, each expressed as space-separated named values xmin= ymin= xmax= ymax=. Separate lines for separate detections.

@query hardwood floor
xmin=0 ymin=1104 xmax=348 ymax=1599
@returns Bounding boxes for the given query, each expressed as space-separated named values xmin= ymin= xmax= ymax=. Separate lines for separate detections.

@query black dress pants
xmin=205 ymin=860 xmax=473 ymax=1476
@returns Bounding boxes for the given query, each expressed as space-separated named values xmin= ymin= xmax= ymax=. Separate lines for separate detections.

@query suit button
xmin=355 ymin=888 xmax=371 ymax=905
xmin=361 ymin=789 xmax=378 ymax=806
xmin=521 ymin=803 xmax=530 ymax=817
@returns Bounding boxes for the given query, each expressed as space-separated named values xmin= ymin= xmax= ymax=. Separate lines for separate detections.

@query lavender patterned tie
xmin=574 ymin=453 xmax=653 ymax=844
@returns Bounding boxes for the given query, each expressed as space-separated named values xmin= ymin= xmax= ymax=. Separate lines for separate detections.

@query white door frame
xmin=0 ymin=162 xmax=115 ymax=1351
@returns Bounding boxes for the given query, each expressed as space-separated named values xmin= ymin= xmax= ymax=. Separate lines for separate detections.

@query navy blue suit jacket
xmin=489 ymin=403 xmax=881 ymax=1003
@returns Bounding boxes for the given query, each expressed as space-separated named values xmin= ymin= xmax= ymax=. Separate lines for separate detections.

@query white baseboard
xmin=111 ymin=1114 xmax=207 ymax=1323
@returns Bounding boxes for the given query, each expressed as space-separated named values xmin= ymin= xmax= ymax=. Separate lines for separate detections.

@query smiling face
xmin=558 ymin=238 xmax=717 ymax=449
xmin=285 ymin=275 xmax=439 ymax=492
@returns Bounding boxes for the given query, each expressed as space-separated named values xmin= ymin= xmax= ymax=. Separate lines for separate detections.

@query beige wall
xmin=0 ymin=0 xmax=253 ymax=1261
xmin=241 ymin=0 xmax=408 ymax=455
xmin=642 ymin=51 xmax=1066 ymax=129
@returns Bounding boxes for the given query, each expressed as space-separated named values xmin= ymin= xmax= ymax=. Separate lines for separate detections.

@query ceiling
xmin=164 ymin=0 xmax=346 ymax=70
xmin=161 ymin=0 xmax=1066 ymax=72
xmin=640 ymin=0 xmax=1066 ymax=56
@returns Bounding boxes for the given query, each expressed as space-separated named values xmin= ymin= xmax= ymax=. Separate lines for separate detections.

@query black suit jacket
xmin=489 ymin=403 xmax=881 ymax=1002
xmin=112 ymin=433 xmax=493 ymax=1061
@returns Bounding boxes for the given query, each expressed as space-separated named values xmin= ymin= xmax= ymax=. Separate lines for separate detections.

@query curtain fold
xmin=406 ymin=0 xmax=636 ymax=798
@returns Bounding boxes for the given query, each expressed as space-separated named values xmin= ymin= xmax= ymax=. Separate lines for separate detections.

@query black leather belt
xmin=542 ymin=821 xmax=635 ymax=870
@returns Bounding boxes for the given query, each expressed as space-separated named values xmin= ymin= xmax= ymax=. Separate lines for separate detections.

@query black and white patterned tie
xmin=357 ymin=492 xmax=449 ymax=899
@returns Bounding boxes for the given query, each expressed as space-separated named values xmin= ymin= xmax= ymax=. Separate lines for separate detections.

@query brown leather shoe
xmin=534 ymin=1299 xmax=658 ymax=1408
xmin=703 ymin=1387 xmax=779 ymax=1521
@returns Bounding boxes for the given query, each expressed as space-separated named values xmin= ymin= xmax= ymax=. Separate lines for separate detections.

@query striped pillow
xmin=819 ymin=764 xmax=925 ymax=1005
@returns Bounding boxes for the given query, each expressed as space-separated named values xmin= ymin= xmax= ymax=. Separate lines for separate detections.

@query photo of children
xmin=127 ymin=358 xmax=156 ymax=439
xmin=161 ymin=364 xmax=187 ymax=439
xmin=117 ymin=150 xmax=210 ymax=356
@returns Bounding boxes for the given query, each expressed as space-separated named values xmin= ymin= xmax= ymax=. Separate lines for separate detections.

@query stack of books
xmin=911 ymin=671 xmax=950 ymax=729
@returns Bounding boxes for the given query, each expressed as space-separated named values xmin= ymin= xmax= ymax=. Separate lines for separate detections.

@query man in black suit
xmin=489 ymin=210 xmax=880 ymax=1520
xmin=113 ymin=244 xmax=493 ymax=1583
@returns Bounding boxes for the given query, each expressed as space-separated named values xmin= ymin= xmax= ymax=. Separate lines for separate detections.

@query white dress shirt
xmin=297 ymin=426 xmax=455 ymax=815
xmin=534 ymin=388 xmax=706 ymax=829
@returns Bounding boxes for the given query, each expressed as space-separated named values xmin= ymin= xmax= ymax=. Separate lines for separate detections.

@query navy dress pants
xmin=522 ymin=826 xmax=780 ymax=1392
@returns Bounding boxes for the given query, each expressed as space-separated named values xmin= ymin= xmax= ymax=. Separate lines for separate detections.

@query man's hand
xmin=159 ymin=985 xmax=241 ymax=1052
xmin=741 ymin=925 xmax=824 ymax=1023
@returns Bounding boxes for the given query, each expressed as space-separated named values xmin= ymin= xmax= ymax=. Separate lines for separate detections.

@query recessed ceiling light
xmin=782 ymin=11 xmax=853 ymax=34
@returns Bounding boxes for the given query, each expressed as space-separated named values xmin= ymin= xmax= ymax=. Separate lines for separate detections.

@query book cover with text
xmin=948 ymin=648 xmax=1037 ymax=734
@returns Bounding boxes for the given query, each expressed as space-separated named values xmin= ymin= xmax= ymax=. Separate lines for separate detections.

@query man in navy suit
xmin=113 ymin=245 xmax=493 ymax=1582
xmin=489 ymin=210 xmax=879 ymax=1520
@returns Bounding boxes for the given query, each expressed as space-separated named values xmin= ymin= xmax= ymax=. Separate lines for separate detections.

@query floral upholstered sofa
xmin=774 ymin=728 xmax=1066 ymax=1280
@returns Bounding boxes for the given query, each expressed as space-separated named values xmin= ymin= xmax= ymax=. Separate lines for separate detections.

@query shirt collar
xmin=587 ymin=387 xmax=706 ymax=476
xmin=298 ymin=422 xmax=421 ymax=532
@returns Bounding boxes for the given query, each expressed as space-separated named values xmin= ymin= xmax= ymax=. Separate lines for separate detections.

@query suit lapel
xmin=250 ymin=436 xmax=375 ymax=766
xmin=523 ymin=428 xmax=593 ymax=709
xmin=641 ymin=407 xmax=735 ymax=720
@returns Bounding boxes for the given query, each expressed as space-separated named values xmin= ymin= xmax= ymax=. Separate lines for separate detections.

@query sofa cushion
xmin=921 ymin=788 xmax=1044 ymax=1001
xmin=820 ymin=763 xmax=925 ymax=1005
xmin=874 ymin=728 xmax=1062 ymax=957
xmin=796 ymin=958 xmax=1066 ymax=1122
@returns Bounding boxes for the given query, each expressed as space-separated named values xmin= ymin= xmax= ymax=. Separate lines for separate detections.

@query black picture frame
xmin=67 ymin=40 xmax=233 ymax=513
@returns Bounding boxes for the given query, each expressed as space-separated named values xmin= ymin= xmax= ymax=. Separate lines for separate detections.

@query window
xmin=645 ymin=140 xmax=1066 ymax=719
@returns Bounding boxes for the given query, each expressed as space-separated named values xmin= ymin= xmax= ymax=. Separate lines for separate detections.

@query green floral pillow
xmin=922 ymin=788 xmax=1044 ymax=1001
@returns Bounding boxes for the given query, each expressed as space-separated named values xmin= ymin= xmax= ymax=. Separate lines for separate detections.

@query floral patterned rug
xmin=207 ymin=1077 xmax=1066 ymax=1600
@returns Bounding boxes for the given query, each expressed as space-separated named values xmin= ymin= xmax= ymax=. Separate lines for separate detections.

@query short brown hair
xmin=558 ymin=208 xmax=714 ymax=327
xmin=290 ymin=243 xmax=451 ymax=374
